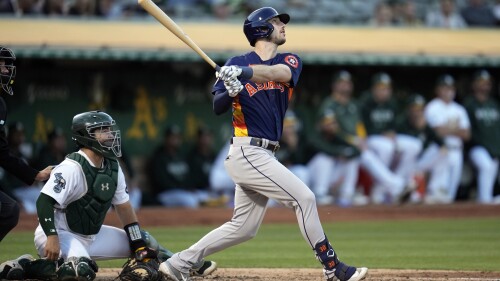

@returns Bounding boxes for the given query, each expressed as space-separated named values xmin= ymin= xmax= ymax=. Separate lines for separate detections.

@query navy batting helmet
xmin=243 ymin=7 xmax=290 ymax=47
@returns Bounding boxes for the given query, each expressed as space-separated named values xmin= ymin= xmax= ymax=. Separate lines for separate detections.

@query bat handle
xmin=215 ymin=65 xmax=221 ymax=72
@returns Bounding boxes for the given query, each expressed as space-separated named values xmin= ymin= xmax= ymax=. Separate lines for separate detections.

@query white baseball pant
xmin=469 ymin=146 xmax=499 ymax=203
xmin=35 ymin=221 xmax=130 ymax=260
xmin=307 ymin=153 xmax=359 ymax=205
xmin=168 ymin=137 xmax=326 ymax=272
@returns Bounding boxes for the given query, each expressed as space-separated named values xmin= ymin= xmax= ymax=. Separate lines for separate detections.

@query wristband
xmin=124 ymin=222 xmax=146 ymax=251
xmin=239 ymin=67 xmax=253 ymax=79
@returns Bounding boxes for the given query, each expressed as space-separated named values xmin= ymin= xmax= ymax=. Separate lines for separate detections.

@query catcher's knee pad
xmin=56 ymin=257 xmax=98 ymax=281
xmin=23 ymin=258 xmax=58 ymax=280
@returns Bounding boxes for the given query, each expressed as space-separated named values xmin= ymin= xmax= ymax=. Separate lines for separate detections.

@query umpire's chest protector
xmin=65 ymin=152 xmax=119 ymax=235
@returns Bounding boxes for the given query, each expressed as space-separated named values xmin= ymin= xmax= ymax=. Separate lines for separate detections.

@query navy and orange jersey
xmin=212 ymin=51 xmax=302 ymax=141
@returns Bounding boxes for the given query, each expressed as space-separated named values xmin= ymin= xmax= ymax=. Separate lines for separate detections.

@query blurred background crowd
xmin=0 ymin=0 xmax=500 ymax=28
xmin=2 ymin=68 xmax=499 ymax=212
xmin=1 ymin=0 xmax=499 ymax=212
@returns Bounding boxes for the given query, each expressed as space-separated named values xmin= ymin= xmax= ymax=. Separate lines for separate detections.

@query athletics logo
xmin=53 ymin=173 xmax=66 ymax=193
xmin=101 ymin=183 xmax=110 ymax=191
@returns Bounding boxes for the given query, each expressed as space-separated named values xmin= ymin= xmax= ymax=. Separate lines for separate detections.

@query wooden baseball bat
xmin=138 ymin=0 xmax=220 ymax=71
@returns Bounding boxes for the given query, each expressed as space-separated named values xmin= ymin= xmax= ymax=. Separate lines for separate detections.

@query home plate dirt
xmin=97 ymin=268 xmax=500 ymax=280
xmin=14 ymin=204 xmax=500 ymax=281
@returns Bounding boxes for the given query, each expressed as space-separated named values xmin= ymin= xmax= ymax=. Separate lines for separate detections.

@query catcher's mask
xmin=71 ymin=111 xmax=122 ymax=158
xmin=0 ymin=46 xmax=16 ymax=96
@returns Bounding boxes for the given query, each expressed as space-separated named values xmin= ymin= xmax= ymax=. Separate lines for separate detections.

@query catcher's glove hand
xmin=117 ymin=258 xmax=164 ymax=281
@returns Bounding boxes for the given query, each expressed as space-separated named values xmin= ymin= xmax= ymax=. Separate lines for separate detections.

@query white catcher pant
xmin=469 ymin=146 xmax=499 ymax=204
xmin=168 ymin=137 xmax=326 ymax=272
xmin=35 ymin=222 xmax=131 ymax=260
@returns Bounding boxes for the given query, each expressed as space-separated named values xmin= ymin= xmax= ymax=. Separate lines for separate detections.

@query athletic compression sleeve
xmin=213 ymin=89 xmax=233 ymax=115
xmin=36 ymin=193 xmax=57 ymax=236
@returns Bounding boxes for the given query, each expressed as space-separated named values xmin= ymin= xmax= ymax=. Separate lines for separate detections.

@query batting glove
xmin=217 ymin=66 xmax=242 ymax=81
xmin=224 ymin=77 xmax=243 ymax=97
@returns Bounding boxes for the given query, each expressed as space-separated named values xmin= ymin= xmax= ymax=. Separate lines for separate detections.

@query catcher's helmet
xmin=0 ymin=46 xmax=16 ymax=95
xmin=243 ymin=7 xmax=290 ymax=47
xmin=71 ymin=111 xmax=122 ymax=158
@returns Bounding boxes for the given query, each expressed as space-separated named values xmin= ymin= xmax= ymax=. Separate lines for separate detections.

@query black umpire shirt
xmin=0 ymin=96 xmax=38 ymax=188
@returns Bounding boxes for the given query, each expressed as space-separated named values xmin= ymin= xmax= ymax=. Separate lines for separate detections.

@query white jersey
xmin=424 ymin=98 xmax=470 ymax=149
xmin=41 ymin=150 xmax=128 ymax=207
xmin=35 ymin=150 xmax=132 ymax=258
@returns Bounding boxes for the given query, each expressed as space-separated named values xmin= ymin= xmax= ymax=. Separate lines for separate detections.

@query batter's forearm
xmin=213 ymin=90 xmax=233 ymax=115
xmin=249 ymin=64 xmax=291 ymax=83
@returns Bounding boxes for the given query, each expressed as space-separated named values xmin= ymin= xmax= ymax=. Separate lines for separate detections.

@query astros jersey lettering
xmin=213 ymin=51 xmax=302 ymax=141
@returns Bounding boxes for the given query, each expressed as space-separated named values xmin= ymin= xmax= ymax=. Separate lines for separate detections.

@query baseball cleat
xmin=190 ymin=260 xmax=217 ymax=277
xmin=346 ymin=267 xmax=368 ymax=281
xmin=159 ymin=260 xmax=191 ymax=281
xmin=0 ymin=254 xmax=34 ymax=280
xmin=324 ymin=264 xmax=368 ymax=281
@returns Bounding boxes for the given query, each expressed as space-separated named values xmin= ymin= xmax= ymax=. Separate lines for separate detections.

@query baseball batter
xmin=0 ymin=111 xmax=215 ymax=280
xmin=160 ymin=7 xmax=367 ymax=281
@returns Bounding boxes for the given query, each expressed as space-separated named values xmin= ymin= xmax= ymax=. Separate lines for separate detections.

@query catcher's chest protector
xmin=65 ymin=152 xmax=119 ymax=235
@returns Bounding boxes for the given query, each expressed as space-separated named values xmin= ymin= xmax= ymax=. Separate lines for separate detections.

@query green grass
xmin=1 ymin=217 xmax=499 ymax=271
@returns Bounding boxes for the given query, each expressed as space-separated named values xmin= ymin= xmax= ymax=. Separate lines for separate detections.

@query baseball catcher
xmin=0 ymin=111 xmax=216 ymax=280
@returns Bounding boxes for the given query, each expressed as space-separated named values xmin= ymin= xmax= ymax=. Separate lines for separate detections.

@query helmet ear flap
xmin=247 ymin=21 xmax=274 ymax=46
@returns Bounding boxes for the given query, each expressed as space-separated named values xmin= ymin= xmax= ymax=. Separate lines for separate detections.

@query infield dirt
xmin=15 ymin=203 xmax=500 ymax=281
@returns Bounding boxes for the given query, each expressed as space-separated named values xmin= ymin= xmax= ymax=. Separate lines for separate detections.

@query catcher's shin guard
xmin=56 ymin=257 xmax=98 ymax=281
xmin=141 ymin=230 xmax=174 ymax=262
xmin=23 ymin=258 xmax=58 ymax=280
xmin=0 ymin=254 xmax=34 ymax=280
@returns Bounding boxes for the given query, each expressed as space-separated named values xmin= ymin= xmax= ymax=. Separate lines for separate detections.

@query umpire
xmin=0 ymin=46 xmax=53 ymax=242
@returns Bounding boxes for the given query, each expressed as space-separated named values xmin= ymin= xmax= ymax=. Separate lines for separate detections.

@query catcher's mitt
xmin=117 ymin=258 xmax=164 ymax=281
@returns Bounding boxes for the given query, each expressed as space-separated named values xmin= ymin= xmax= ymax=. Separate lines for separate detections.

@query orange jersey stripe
xmin=232 ymin=96 xmax=248 ymax=137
